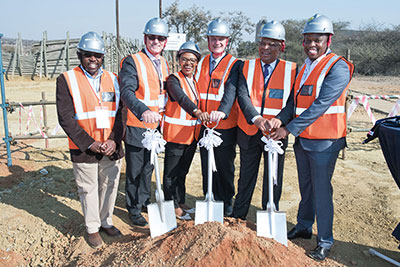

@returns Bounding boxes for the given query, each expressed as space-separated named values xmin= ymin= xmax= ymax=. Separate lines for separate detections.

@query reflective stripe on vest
xmin=199 ymin=56 xmax=236 ymax=101
xmin=195 ymin=57 xmax=205 ymax=81
xmin=315 ymin=55 xmax=340 ymax=98
xmin=132 ymin=53 xmax=159 ymax=107
xmin=63 ymin=67 xmax=118 ymax=149
xmin=163 ymin=72 xmax=200 ymax=144
xmin=238 ymin=58 xmax=296 ymax=135
xmin=126 ymin=52 xmax=169 ymax=128
xmin=294 ymin=53 xmax=354 ymax=139
xmin=245 ymin=59 xmax=294 ymax=111
xmin=295 ymin=55 xmax=342 ymax=116
xmin=296 ymin=105 xmax=345 ymax=116
xmin=66 ymin=69 xmax=119 ymax=120
xmin=164 ymin=73 xmax=199 ymax=127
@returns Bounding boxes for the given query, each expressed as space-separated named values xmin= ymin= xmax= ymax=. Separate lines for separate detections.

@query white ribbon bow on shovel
xmin=261 ymin=136 xmax=284 ymax=185
xmin=198 ymin=125 xmax=223 ymax=172
xmin=142 ymin=128 xmax=166 ymax=165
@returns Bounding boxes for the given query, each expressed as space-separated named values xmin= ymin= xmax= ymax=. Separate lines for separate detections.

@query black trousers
xmin=200 ymin=143 xmax=236 ymax=208
xmin=233 ymin=133 xmax=288 ymax=219
xmin=163 ymin=141 xmax=197 ymax=208
xmin=125 ymin=143 xmax=153 ymax=216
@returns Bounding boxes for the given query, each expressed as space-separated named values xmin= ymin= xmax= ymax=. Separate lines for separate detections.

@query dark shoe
xmin=224 ymin=205 xmax=233 ymax=217
xmin=141 ymin=205 xmax=148 ymax=213
xmin=129 ymin=213 xmax=148 ymax=227
xmin=87 ymin=232 xmax=103 ymax=248
xmin=287 ymin=227 xmax=312 ymax=240
xmin=100 ymin=226 xmax=122 ymax=237
xmin=308 ymin=246 xmax=330 ymax=261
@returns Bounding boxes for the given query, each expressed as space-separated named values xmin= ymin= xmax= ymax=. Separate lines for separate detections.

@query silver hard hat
xmin=258 ymin=20 xmax=286 ymax=41
xmin=143 ymin=17 xmax=169 ymax=37
xmin=77 ymin=31 xmax=106 ymax=54
xmin=207 ymin=19 xmax=230 ymax=37
xmin=302 ymin=13 xmax=334 ymax=35
xmin=178 ymin=41 xmax=201 ymax=60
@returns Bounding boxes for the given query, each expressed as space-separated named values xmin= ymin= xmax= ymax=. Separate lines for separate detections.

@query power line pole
xmin=116 ymin=0 xmax=120 ymax=50
xmin=159 ymin=0 xmax=162 ymax=18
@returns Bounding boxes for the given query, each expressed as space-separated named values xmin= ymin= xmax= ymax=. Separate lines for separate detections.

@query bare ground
xmin=0 ymin=75 xmax=400 ymax=266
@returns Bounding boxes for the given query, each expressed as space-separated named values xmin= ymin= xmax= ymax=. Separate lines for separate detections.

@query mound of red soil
xmin=72 ymin=219 xmax=332 ymax=266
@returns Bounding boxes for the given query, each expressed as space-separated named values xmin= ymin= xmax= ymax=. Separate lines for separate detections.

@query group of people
xmin=56 ymin=13 xmax=354 ymax=262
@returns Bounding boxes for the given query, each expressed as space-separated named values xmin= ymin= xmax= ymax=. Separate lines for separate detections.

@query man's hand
xmin=210 ymin=111 xmax=226 ymax=123
xmin=101 ymin=140 xmax=116 ymax=156
xmin=254 ymin=117 xmax=268 ymax=132
xmin=89 ymin=141 xmax=102 ymax=153
xmin=265 ymin=117 xmax=282 ymax=131
xmin=141 ymin=110 xmax=162 ymax=123
xmin=270 ymin=127 xmax=290 ymax=140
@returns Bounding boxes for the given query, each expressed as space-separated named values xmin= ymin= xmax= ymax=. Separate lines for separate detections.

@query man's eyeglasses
xmin=180 ymin=57 xmax=197 ymax=64
xmin=258 ymin=42 xmax=281 ymax=49
xmin=81 ymin=51 xmax=104 ymax=59
xmin=147 ymin=35 xmax=167 ymax=42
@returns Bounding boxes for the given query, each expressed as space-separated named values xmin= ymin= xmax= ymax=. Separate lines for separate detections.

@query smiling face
xmin=303 ymin=33 xmax=329 ymax=61
xmin=144 ymin=34 xmax=167 ymax=57
xmin=207 ymin=36 xmax=229 ymax=58
xmin=79 ymin=51 xmax=104 ymax=76
xmin=258 ymin=37 xmax=282 ymax=64
xmin=179 ymin=52 xmax=198 ymax=78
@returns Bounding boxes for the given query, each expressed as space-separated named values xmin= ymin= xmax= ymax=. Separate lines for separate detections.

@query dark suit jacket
xmin=56 ymin=71 xmax=125 ymax=163
xmin=276 ymin=55 xmax=352 ymax=152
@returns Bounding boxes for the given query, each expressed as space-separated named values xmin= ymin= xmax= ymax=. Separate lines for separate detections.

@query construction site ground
xmin=0 ymin=75 xmax=400 ymax=266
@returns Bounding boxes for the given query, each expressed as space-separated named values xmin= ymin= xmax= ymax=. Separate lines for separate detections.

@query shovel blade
xmin=148 ymin=200 xmax=177 ymax=238
xmin=195 ymin=200 xmax=224 ymax=225
xmin=257 ymin=210 xmax=288 ymax=246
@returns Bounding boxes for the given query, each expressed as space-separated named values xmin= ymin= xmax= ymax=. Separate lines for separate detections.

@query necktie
xmin=263 ymin=64 xmax=270 ymax=79
xmin=154 ymin=59 xmax=161 ymax=76
xmin=210 ymin=59 xmax=216 ymax=74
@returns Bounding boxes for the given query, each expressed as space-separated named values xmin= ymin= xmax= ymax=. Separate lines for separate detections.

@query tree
xmin=220 ymin=11 xmax=255 ymax=52
xmin=236 ymin=41 xmax=258 ymax=58
xmin=162 ymin=0 xmax=212 ymax=43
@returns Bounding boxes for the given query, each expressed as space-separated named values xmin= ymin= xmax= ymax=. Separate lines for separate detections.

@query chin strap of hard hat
xmin=327 ymin=34 xmax=332 ymax=47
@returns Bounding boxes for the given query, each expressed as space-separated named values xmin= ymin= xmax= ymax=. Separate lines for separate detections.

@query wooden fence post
xmin=41 ymin=91 xmax=49 ymax=148
xmin=10 ymin=33 xmax=23 ymax=78
xmin=43 ymin=31 xmax=48 ymax=78
xmin=39 ymin=33 xmax=43 ymax=78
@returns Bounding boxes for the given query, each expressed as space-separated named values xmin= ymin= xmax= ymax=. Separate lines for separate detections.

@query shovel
xmin=195 ymin=125 xmax=224 ymax=225
xmin=257 ymin=137 xmax=288 ymax=246
xmin=143 ymin=128 xmax=177 ymax=238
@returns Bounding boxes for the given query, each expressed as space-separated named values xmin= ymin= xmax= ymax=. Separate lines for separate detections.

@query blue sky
xmin=1 ymin=0 xmax=399 ymax=41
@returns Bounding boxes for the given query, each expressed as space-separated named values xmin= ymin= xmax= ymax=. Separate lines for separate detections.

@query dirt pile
xmin=71 ymin=219 xmax=336 ymax=267
xmin=0 ymin=249 xmax=26 ymax=266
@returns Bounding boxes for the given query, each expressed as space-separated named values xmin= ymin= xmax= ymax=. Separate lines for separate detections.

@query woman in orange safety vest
xmin=162 ymin=42 xmax=208 ymax=220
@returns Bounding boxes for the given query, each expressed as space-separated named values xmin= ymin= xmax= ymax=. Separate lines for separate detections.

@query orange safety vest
xmin=195 ymin=54 xmax=238 ymax=129
xmin=238 ymin=58 xmax=296 ymax=136
xmin=163 ymin=72 xmax=201 ymax=144
xmin=63 ymin=66 xmax=119 ymax=150
xmin=295 ymin=53 xmax=354 ymax=139
xmin=125 ymin=51 xmax=169 ymax=129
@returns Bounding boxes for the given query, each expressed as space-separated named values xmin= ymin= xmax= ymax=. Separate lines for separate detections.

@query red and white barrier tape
xmin=347 ymin=95 xmax=400 ymax=125
xmin=18 ymin=103 xmax=48 ymax=138
xmin=388 ymin=99 xmax=400 ymax=117
xmin=353 ymin=95 xmax=400 ymax=100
